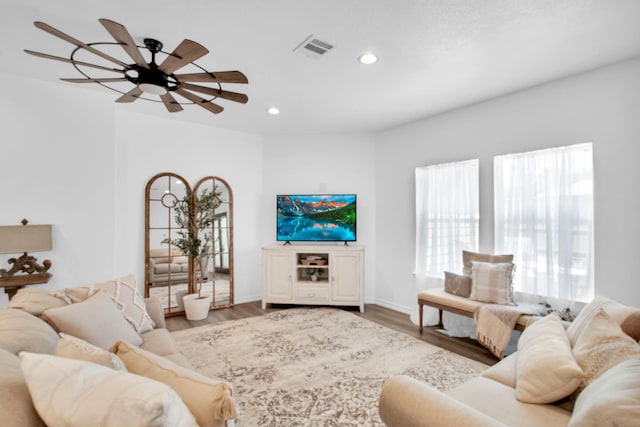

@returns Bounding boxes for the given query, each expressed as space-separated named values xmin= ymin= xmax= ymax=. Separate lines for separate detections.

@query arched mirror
xmin=193 ymin=176 xmax=234 ymax=310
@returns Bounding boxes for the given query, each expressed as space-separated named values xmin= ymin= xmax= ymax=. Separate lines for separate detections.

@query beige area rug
xmin=171 ymin=307 xmax=488 ymax=426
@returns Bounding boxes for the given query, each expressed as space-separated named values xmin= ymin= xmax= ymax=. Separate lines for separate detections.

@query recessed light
xmin=358 ymin=53 xmax=377 ymax=65
xmin=267 ymin=107 xmax=280 ymax=115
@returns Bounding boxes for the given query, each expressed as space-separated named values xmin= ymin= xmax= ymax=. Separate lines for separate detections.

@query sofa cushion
xmin=481 ymin=351 xmax=517 ymax=388
xmin=462 ymin=250 xmax=513 ymax=276
xmin=112 ymin=341 xmax=237 ymax=425
xmin=569 ymin=356 xmax=640 ymax=427
xmin=140 ymin=328 xmax=191 ymax=369
xmin=515 ymin=313 xmax=583 ymax=403
xmin=444 ymin=271 xmax=472 ymax=297
xmin=55 ymin=333 xmax=127 ymax=371
xmin=572 ymin=309 xmax=640 ymax=396
xmin=19 ymin=352 xmax=197 ymax=427
xmin=469 ymin=261 xmax=515 ymax=305
xmin=0 ymin=349 xmax=44 ymax=427
xmin=0 ymin=309 xmax=59 ymax=356
xmin=44 ymin=290 xmax=143 ymax=350
xmin=8 ymin=288 xmax=67 ymax=316
xmin=446 ymin=377 xmax=571 ymax=427
xmin=567 ymin=295 xmax=640 ymax=345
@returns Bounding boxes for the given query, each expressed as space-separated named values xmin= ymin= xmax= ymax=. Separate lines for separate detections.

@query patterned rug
xmin=171 ymin=307 xmax=488 ymax=426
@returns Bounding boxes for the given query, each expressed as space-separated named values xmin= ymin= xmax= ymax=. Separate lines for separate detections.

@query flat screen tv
xmin=277 ymin=194 xmax=357 ymax=242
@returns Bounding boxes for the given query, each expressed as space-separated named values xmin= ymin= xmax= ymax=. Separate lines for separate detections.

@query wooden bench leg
xmin=419 ymin=302 xmax=424 ymax=334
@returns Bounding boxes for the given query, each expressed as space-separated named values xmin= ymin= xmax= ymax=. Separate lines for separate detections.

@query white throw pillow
xmin=569 ymin=356 xmax=640 ymax=427
xmin=515 ymin=313 xmax=583 ymax=403
xmin=56 ymin=333 xmax=127 ymax=371
xmin=19 ymin=352 xmax=197 ymax=427
xmin=469 ymin=261 xmax=515 ymax=305
xmin=567 ymin=295 xmax=640 ymax=345
xmin=44 ymin=290 xmax=143 ymax=350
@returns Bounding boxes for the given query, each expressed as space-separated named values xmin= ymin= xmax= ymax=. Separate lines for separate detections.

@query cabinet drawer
xmin=295 ymin=285 xmax=330 ymax=302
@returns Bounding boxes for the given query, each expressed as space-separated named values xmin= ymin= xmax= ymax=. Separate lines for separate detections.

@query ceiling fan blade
xmin=175 ymin=71 xmax=248 ymax=84
xmin=160 ymin=93 xmax=184 ymax=113
xmin=24 ymin=49 xmax=122 ymax=73
xmin=61 ymin=77 xmax=128 ymax=83
xmin=175 ymin=88 xmax=224 ymax=114
xmin=180 ymin=83 xmax=248 ymax=104
xmin=99 ymin=18 xmax=149 ymax=69
xmin=34 ymin=21 xmax=129 ymax=68
xmin=158 ymin=40 xmax=209 ymax=74
xmin=115 ymin=87 xmax=142 ymax=103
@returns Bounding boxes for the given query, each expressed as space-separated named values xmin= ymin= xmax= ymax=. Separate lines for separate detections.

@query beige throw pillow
xmin=462 ymin=250 xmax=513 ymax=276
xmin=515 ymin=313 xmax=583 ymax=403
xmin=572 ymin=309 xmax=640 ymax=396
xmin=444 ymin=271 xmax=472 ymax=297
xmin=567 ymin=295 xmax=640 ymax=345
xmin=55 ymin=333 xmax=127 ymax=371
xmin=569 ymin=356 xmax=640 ymax=427
xmin=469 ymin=261 xmax=515 ymax=305
xmin=44 ymin=290 xmax=143 ymax=350
xmin=112 ymin=341 xmax=237 ymax=425
xmin=19 ymin=352 xmax=197 ymax=427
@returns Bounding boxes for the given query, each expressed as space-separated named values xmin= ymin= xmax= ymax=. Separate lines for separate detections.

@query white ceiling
xmin=2 ymin=0 xmax=640 ymax=135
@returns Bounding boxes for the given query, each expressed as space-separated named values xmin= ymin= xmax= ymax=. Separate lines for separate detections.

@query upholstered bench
xmin=418 ymin=288 xmax=536 ymax=333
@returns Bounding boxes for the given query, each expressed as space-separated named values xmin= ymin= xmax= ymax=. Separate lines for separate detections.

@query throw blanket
xmin=474 ymin=303 xmax=546 ymax=359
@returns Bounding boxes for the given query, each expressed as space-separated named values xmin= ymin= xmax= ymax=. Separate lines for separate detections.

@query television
xmin=277 ymin=194 xmax=357 ymax=243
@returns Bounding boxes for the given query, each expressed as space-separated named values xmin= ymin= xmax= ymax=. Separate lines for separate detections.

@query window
xmin=494 ymin=143 xmax=594 ymax=302
xmin=415 ymin=159 xmax=479 ymax=276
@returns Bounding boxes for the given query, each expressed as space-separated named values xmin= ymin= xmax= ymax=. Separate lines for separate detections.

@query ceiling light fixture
xmin=358 ymin=53 xmax=378 ymax=65
xmin=267 ymin=107 xmax=280 ymax=115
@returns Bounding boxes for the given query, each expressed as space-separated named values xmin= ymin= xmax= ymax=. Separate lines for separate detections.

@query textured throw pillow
xmin=468 ymin=261 xmax=515 ymax=305
xmin=462 ymin=250 xmax=514 ymax=276
xmin=112 ymin=341 xmax=237 ymax=425
xmin=8 ymin=288 xmax=68 ymax=316
xmin=572 ymin=309 xmax=640 ymax=396
xmin=568 ymin=356 xmax=640 ymax=427
xmin=55 ymin=333 xmax=127 ymax=371
xmin=43 ymin=290 xmax=143 ymax=350
xmin=515 ymin=313 xmax=584 ymax=403
xmin=567 ymin=295 xmax=640 ymax=346
xmin=19 ymin=352 xmax=197 ymax=427
xmin=444 ymin=271 xmax=472 ymax=297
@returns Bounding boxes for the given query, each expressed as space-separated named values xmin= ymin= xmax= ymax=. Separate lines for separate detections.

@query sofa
xmin=1 ymin=274 xmax=236 ymax=427
xmin=149 ymin=247 xmax=190 ymax=286
xmin=379 ymin=295 xmax=640 ymax=427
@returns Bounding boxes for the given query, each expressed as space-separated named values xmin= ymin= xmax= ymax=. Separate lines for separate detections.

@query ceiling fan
xmin=24 ymin=18 xmax=248 ymax=115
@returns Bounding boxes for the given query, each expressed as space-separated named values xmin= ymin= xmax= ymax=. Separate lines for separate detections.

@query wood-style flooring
xmin=165 ymin=301 xmax=498 ymax=366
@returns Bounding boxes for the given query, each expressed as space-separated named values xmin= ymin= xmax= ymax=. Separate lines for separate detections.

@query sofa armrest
xmin=144 ymin=297 xmax=166 ymax=329
xmin=379 ymin=375 xmax=507 ymax=427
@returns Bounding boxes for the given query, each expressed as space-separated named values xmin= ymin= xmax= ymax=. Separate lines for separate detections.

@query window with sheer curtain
xmin=415 ymin=159 xmax=479 ymax=276
xmin=494 ymin=143 xmax=594 ymax=302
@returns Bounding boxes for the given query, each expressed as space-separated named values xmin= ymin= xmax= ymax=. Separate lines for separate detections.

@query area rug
xmin=171 ymin=307 xmax=488 ymax=426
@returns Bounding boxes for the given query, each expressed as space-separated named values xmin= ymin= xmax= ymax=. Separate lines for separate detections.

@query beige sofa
xmin=379 ymin=296 xmax=640 ymax=427
xmin=149 ymin=247 xmax=190 ymax=286
xmin=1 ymin=276 xmax=236 ymax=426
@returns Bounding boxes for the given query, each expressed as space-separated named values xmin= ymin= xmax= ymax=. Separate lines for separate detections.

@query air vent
xmin=293 ymin=35 xmax=334 ymax=59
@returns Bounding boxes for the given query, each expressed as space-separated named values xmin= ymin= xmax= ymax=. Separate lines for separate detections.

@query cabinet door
xmin=263 ymin=252 xmax=293 ymax=302
xmin=331 ymin=252 xmax=361 ymax=303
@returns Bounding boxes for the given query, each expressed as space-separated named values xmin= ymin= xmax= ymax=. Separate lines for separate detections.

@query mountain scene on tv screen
xmin=277 ymin=195 xmax=356 ymax=241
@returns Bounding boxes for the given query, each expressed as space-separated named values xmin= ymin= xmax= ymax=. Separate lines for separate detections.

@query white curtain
xmin=413 ymin=159 xmax=479 ymax=332
xmin=494 ymin=143 xmax=594 ymax=304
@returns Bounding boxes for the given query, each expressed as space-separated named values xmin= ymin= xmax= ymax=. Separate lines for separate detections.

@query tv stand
xmin=261 ymin=244 xmax=364 ymax=312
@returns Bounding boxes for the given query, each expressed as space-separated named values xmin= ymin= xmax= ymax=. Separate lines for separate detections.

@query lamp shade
xmin=0 ymin=224 xmax=53 ymax=254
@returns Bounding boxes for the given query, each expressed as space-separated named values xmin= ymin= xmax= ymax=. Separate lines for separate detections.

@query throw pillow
xmin=19 ymin=352 xmax=197 ymax=427
xmin=568 ymin=356 xmax=640 ymax=427
xmin=567 ymin=295 xmax=640 ymax=346
xmin=43 ymin=290 xmax=143 ymax=350
xmin=112 ymin=341 xmax=237 ymax=425
xmin=462 ymin=250 xmax=513 ymax=276
xmin=55 ymin=333 xmax=127 ymax=371
xmin=468 ymin=261 xmax=515 ymax=305
xmin=515 ymin=313 xmax=584 ymax=403
xmin=443 ymin=271 xmax=472 ymax=297
xmin=572 ymin=309 xmax=640 ymax=396
xmin=8 ymin=288 xmax=68 ymax=316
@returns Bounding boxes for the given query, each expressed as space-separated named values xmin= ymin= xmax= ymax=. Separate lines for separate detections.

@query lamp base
xmin=0 ymin=252 xmax=51 ymax=279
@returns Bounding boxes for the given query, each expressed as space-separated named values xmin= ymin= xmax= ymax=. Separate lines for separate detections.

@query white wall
xmin=374 ymin=57 xmax=640 ymax=312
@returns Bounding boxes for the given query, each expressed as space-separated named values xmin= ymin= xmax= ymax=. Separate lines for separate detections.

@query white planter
xmin=183 ymin=293 xmax=212 ymax=321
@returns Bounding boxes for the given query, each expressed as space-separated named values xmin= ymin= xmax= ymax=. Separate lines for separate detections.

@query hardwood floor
xmin=165 ymin=301 xmax=499 ymax=366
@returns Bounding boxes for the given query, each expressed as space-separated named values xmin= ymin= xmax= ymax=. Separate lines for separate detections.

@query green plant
xmin=162 ymin=187 xmax=221 ymax=298
xmin=306 ymin=268 xmax=321 ymax=278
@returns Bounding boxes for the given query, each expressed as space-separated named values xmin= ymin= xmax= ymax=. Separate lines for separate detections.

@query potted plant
xmin=163 ymin=187 xmax=221 ymax=320
xmin=306 ymin=268 xmax=321 ymax=282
